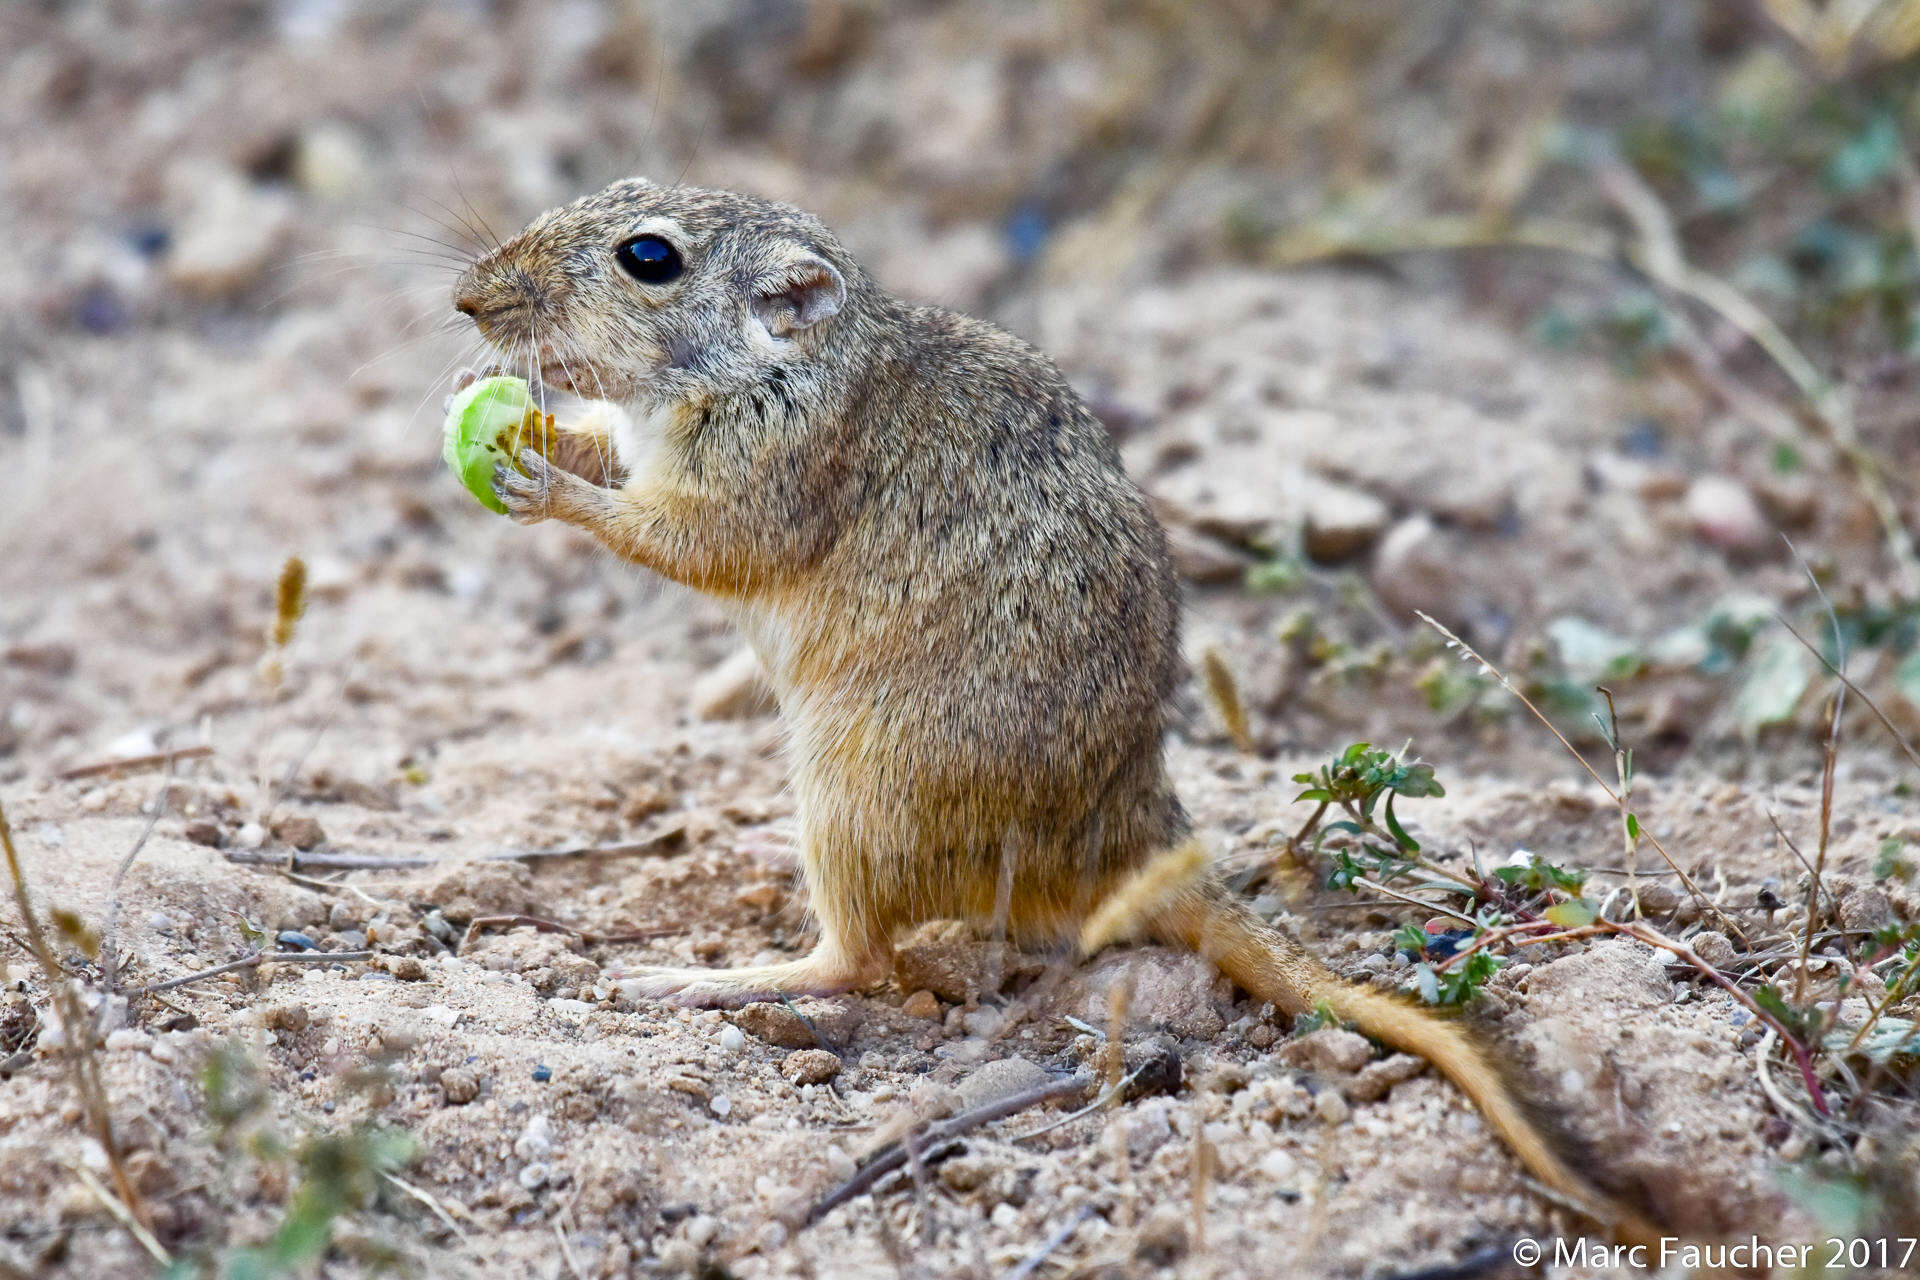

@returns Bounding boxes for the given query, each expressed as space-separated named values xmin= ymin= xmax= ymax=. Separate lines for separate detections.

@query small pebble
xmin=332 ymin=930 xmax=367 ymax=950
xmin=1313 ymin=1090 xmax=1350 ymax=1125
xmin=276 ymin=931 xmax=318 ymax=951
xmin=900 ymin=990 xmax=942 ymax=1020
xmin=146 ymin=911 xmax=172 ymax=932
xmin=1691 ymin=931 xmax=1736 ymax=967
xmin=781 ymin=1049 xmax=842 ymax=1086
xmin=516 ymin=1115 xmax=553 ymax=1160
xmin=270 ymin=814 xmax=326 ymax=851
xmin=1259 ymin=1149 xmax=1296 ymax=1181
xmin=440 ymin=1067 xmax=481 ymax=1104
xmin=717 ymin=1025 xmax=746 ymax=1053
xmin=181 ymin=820 xmax=222 ymax=847
xmin=710 ymin=1095 xmax=732 ymax=1118
xmin=260 ymin=1003 xmax=309 ymax=1033
xmin=518 ymin=1162 xmax=549 ymax=1191
xmin=1685 ymin=475 xmax=1769 ymax=554
xmin=685 ymin=1214 xmax=719 ymax=1248
xmin=380 ymin=955 xmax=428 ymax=981
xmin=1633 ymin=883 xmax=1681 ymax=917
xmin=960 ymin=1006 xmax=1003 ymax=1038
xmin=233 ymin=821 xmax=267 ymax=849
xmin=532 ymin=1064 xmax=552 ymax=1082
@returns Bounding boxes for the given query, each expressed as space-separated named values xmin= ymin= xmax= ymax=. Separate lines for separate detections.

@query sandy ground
xmin=6 ymin=4 xmax=1920 ymax=1279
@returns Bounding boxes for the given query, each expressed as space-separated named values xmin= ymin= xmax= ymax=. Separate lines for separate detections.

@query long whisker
xmin=354 ymin=223 xmax=477 ymax=261
xmin=393 ymin=330 xmax=488 ymax=448
xmin=634 ymin=38 xmax=668 ymax=176
xmin=449 ymin=168 xmax=503 ymax=252
xmin=344 ymin=315 xmax=468 ymax=385
xmin=671 ymin=106 xmax=710 ymax=190
xmin=256 ymin=262 xmax=454 ymax=314
xmin=540 ymin=321 xmax=595 ymax=475
xmin=555 ymin=326 xmax=619 ymax=487
xmin=411 ymin=195 xmax=491 ymax=256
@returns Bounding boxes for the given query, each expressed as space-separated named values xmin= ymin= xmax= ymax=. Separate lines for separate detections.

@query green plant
xmin=1291 ymin=741 xmax=1445 ymax=863
xmin=1413 ymin=951 xmax=1504 ymax=1007
xmin=166 ymin=1042 xmax=420 ymax=1279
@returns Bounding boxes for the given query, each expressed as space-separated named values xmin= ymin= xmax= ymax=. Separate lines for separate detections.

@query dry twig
xmin=221 ymin=822 xmax=688 ymax=873
xmin=57 ymin=745 xmax=212 ymax=781
xmin=0 ymin=799 xmax=152 ymax=1233
xmin=128 ymin=948 xmax=374 ymax=998
xmin=803 ymin=1073 xmax=1094 ymax=1226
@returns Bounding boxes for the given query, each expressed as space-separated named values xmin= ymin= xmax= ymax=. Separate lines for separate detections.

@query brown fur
xmin=451 ymin=179 xmax=1656 ymax=1242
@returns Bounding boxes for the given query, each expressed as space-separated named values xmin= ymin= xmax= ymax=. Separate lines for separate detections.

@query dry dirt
xmin=5 ymin=4 xmax=1920 ymax=1279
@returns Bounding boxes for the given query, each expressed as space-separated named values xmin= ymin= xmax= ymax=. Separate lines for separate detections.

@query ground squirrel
xmin=450 ymin=178 xmax=1656 ymax=1242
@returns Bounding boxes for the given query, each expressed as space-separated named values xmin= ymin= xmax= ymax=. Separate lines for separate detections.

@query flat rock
xmin=730 ymin=999 xmax=861 ymax=1050
xmin=413 ymin=860 xmax=535 ymax=923
xmin=1302 ymin=480 xmax=1389 ymax=563
xmin=953 ymin=1055 xmax=1053 ymax=1111
xmin=1510 ymin=939 xmax=1805 ymax=1236
xmin=1369 ymin=515 xmax=1472 ymax=629
xmin=1049 ymin=948 xmax=1227 ymax=1041
xmin=1164 ymin=523 xmax=1253 ymax=584
xmin=1277 ymin=1028 xmax=1374 ymax=1075
xmin=1342 ymin=1053 xmax=1425 ymax=1102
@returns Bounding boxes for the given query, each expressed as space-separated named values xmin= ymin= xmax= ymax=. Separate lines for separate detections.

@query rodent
xmin=450 ymin=178 xmax=1659 ymax=1245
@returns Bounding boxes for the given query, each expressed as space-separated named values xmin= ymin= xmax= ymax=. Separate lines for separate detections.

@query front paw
xmin=494 ymin=448 xmax=591 ymax=526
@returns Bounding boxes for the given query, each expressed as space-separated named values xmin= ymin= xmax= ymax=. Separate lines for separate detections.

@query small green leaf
xmin=1733 ymin=634 xmax=1811 ymax=733
xmin=1874 ymin=837 xmax=1914 ymax=881
xmin=1895 ymin=648 xmax=1920 ymax=712
xmin=1548 ymin=616 xmax=1642 ymax=684
xmin=1414 ymin=963 xmax=1440 ymax=1004
xmin=1826 ymin=113 xmax=1901 ymax=194
xmin=1625 ymin=813 xmax=1640 ymax=840
xmin=1545 ymin=898 xmax=1598 ymax=927
xmin=1382 ymin=794 xmax=1420 ymax=853
xmin=1392 ymin=924 xmax=1429 ymax=955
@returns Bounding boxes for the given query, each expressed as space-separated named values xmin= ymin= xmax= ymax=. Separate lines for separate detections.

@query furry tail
xmin=1131 ymin=876 xmax=1662 ymax=1249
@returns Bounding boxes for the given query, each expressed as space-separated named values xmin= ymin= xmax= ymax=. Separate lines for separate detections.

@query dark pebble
xmin=276 ymin=931 xmax=318 ymax=951
xmin=532 ymin=1064 xmax=551 ymax=1082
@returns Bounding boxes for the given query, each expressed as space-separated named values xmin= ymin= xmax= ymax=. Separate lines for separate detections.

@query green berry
xmin=442 ymin=376 xmax=540 ymax=515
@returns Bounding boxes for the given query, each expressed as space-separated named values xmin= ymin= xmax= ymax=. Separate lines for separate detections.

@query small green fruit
xmin=442 ymin=376 xmax=546 ymax=515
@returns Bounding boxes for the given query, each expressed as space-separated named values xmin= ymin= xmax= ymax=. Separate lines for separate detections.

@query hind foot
xmin=611 ymin=950 xmax=887 ymax=1009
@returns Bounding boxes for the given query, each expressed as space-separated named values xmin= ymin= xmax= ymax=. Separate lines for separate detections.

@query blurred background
xmin=7 ymin=0 xmax=1920 ymax=767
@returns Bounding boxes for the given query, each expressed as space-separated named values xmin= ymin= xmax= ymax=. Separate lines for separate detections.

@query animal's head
xmin=452 ymin=180 xmax=865 ymax=405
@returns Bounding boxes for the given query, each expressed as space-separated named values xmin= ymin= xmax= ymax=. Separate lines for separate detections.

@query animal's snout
xmin=451 ymin=263 xmax=551 ymax=331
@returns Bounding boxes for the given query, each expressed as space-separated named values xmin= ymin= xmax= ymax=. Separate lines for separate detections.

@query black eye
xmin=615 ymin=235 xmax=682 ymax=285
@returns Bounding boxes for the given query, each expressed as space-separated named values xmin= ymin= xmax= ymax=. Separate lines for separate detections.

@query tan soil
xmin=5 ymin=4 xmax=1919 ymax=1279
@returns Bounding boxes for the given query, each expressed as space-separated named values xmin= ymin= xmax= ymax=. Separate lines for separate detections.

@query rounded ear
xmin=752 ymin=253 xmax=845 ymax=338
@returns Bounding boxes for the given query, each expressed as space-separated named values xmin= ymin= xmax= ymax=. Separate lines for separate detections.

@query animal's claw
xmin=492 ymin=449 xmax=557 ymax=525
